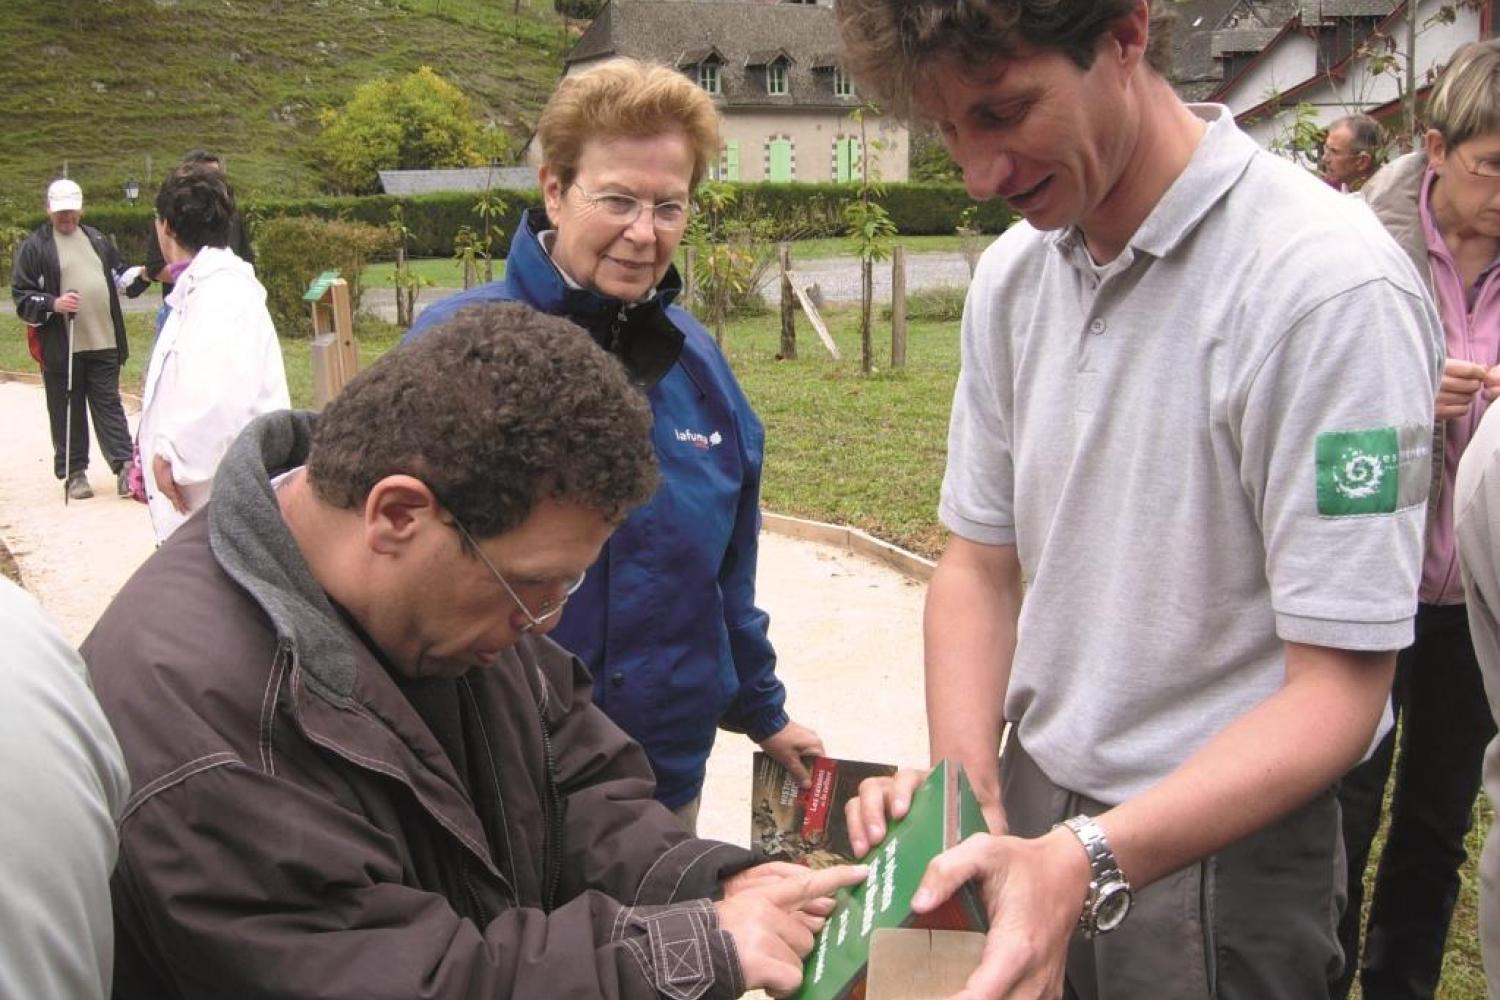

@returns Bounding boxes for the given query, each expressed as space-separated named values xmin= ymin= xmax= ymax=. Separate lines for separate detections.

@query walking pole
xmin=62 ymin=294 xmax=77 ymax=505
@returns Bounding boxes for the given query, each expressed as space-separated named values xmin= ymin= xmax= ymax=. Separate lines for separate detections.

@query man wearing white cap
xmin=11 ymin=179 xmax=136 ymax=500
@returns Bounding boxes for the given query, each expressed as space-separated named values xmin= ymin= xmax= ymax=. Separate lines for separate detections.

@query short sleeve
xmin=1239 ymin=277 xmax=1441 ymax=650
xmin=939 ymin=276 xmax=1018 ymax=546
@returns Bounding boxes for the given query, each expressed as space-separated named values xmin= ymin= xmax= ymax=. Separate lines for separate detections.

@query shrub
xmin=244 ymin=189 xmax=531 ymax=259
xmin=712 ymin=183 xmax=1013 ymax=236
xmin=317 ymin=67 xmax=489 ymax=194
xmin=255 ymin=216 xmax=394 ymax=335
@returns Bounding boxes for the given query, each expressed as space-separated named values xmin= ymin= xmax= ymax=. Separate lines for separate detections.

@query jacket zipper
xmin=538 ymin=710 xmax=563 ymax=912
xmin=531 ymin=664 xmax=563 ymax=912
xmin=608 ymin=306 xmax=628 ymax=355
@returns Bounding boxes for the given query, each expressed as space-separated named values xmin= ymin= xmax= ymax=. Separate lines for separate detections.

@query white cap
xmin=47 ymin=179 xmax=83 ymax=213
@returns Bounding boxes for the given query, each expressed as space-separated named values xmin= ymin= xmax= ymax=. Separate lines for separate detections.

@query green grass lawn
xmin=1 ymin=298 xmax=1494 ymax=998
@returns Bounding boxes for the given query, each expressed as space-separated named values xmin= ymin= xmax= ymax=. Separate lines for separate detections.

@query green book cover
xmin=792 ymin=760 xmax=989 ymax=1000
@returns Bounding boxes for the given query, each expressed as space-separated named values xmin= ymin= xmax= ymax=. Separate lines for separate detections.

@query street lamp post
xmin=124 ymin=179 xmax=140 ymax=205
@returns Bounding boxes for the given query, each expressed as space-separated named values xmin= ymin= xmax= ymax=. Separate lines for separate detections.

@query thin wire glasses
xmin=1452 ymin=146 xmax=1500 ymax=180
xmin=451 ymin=515 xmax=586 ymax=633
xmin=572 ymin=183 xmax=691 ymax=231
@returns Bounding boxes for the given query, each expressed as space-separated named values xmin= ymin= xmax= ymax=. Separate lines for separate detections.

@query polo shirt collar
xmin=1047 ymin=104 xmax=1254 ymax=266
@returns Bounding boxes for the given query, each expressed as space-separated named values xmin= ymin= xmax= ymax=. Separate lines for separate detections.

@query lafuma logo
xmin=675 ymin=427 xmax=723 ymax=449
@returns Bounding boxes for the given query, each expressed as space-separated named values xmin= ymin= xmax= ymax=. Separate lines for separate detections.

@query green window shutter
xmin=836 ymin=138 xmax=851 ymax=182
xmin=726 ymin=140 xmax=740 ymax=181
xmin=769 ymin=138 xmax=793 ymax=182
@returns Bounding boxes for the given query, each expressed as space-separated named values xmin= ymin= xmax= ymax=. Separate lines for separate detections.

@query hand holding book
xmin=844 ymin=767 xmax=1092 ymax=1000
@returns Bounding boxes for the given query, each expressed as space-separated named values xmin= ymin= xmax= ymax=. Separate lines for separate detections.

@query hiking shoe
xmin=117 ymin=463 xmax=133 ymax=498
xmin=66 ymin=472 xmax=94 ymax=501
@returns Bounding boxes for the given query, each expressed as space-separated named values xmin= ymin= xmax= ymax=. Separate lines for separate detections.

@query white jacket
xmin=139 ymin=247 xmax=289 ymax=541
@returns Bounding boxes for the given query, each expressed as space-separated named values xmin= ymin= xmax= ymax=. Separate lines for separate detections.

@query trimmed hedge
xmin=6 ymin=182 xmax=1009 ymax=262
xmin=723 ymin=182 xmax=1014 ymax=236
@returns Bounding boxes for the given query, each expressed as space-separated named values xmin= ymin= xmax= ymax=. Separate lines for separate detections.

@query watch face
xmin=1095 ymin=882 xmax=1132 ymax=933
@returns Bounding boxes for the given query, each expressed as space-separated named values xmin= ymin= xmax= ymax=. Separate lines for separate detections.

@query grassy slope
xmin=0 ymin=0 xmax=570 ymax=216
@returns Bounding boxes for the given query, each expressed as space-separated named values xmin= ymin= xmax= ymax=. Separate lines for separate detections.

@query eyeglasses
xmin=572 ymin=183 xmax=691 ymax=231
xmin=450 ymin=514 xmax=587 ymax=633
xmin=1452 ymin=146 xmax=1500 ymax=180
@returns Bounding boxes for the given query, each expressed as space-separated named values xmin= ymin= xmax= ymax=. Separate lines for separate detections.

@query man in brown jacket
xmin=84 ymin=302 xmax=861 ymax=1000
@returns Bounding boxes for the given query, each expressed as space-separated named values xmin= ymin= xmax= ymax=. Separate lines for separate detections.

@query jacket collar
xmin=165 ymin=246 xmax=254 ymax=309
xmin=1361 ymin=151 xmax=1432 ymax=288
xmin=505 ymin=210 xmax=685 ymax=390
xmin=208 ymin=412 xmax=503 ymax=877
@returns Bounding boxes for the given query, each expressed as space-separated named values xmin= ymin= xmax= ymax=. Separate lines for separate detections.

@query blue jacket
xmin=405 ymin=212 xmax=788 ymax=808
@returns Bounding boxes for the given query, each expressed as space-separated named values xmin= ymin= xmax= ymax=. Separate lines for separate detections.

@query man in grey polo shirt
xmin=834 ymin=1 xmax=1442 ymax=996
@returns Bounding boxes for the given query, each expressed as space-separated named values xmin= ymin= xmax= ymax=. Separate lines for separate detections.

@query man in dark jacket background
xmin=84 ymin=301 xmax=861 ymax=1000
xmin=11 ymin=178 xmax=135 ymax=500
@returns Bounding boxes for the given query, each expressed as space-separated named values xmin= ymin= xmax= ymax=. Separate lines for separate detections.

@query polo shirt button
xmin=1089 ymin=318 xmax=1106 ymax=335
xmin=611 ymin=672 xmax=626 ymax=687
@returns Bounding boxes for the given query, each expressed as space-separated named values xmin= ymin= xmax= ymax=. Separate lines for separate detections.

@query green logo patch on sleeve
xmin=1316 ymin=427 xmax=1400 ymax=516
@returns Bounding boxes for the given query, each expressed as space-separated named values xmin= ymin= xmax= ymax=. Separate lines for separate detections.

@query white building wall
xmin=1221 ymin=34 xmax=1321 ymax=117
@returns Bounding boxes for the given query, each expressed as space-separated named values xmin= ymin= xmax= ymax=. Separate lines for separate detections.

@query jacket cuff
xmin=614 ymin=899 xmax=743 ymax=1000
xmin=740 ymin=707 xmax=790 ymax=745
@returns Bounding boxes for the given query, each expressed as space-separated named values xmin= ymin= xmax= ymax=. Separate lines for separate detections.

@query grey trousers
xmin=1001 ymin=737 xmax=1346 ymax=1000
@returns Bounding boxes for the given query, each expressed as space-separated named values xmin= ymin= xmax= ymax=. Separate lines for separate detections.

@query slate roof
xmin=1211 ymin=25 xmax=1286 ymax=56
xmin=1167 ymin=0 xmax=1245 ymax=99
xmin=377 ymin=167 xmax=538 ymax=196
xmin=566 ymin=1 xmax=860 ymax=110
xmin=1297 ymin=0 xmax=1399 ymax=19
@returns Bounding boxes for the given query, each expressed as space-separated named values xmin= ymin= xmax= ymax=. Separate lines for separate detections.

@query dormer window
xmin=834 ymin=67 xmax=853 ymax=97
xmin=700 ymin=60 xmax=721 ymax=95
xmin=767 ymin=61 xmax=788 ymax=96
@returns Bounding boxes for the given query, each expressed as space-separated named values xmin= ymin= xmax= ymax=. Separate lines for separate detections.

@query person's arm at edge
xmin=923 ymin=536 xmax=1021 ymax=835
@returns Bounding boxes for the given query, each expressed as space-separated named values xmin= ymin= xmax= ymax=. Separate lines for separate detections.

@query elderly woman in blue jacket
xmin=405 ymin=57 xmax=822 ymax=830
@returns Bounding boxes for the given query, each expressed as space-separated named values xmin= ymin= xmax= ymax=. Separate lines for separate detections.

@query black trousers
xmin=1333 ymin=602 xmax=1496 ymax=999
xmin=41 ymin=348 xmax=133 ymax=479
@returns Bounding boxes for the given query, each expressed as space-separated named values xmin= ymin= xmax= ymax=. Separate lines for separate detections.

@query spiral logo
xmin=1332 ymin=448 xmax=1385 ymax=500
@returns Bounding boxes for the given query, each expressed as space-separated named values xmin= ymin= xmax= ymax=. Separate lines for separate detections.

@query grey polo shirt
xmin=940 ymin=106 xmax=1442 ymax=802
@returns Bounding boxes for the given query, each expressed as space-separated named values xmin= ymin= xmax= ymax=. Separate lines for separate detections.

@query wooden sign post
xmin=305 ymin=270 xmax=359 ymax=409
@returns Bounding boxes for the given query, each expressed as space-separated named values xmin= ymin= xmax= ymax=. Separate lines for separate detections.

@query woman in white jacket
xmin=139 ymin=166 xmax=289 ymax=541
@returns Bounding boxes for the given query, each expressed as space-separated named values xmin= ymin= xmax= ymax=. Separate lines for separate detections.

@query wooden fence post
xmin=778 ymin=242 xmax=797 ymax=360
xmin=891 ymin=245 xmax=907 ymax=369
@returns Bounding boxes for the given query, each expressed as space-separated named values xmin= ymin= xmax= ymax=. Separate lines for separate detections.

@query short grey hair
xmin=1329 ymin=114 xmax=1384 ymax=155
xmin=1427 ymin=39 xmax=1500 ymax=148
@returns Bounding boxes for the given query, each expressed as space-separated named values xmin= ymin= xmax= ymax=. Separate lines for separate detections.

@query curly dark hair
xmin=154 ymin=164 xmax=234 ymax=252
xmin=834 ymin=0 xmax=1175 ymax=120
xmin=307 ymin=301 xmax=658 ymax=539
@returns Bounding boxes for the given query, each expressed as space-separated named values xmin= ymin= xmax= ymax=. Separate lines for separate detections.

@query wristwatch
xmin=1060 ymin=814 xmax=1133 ymax=937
